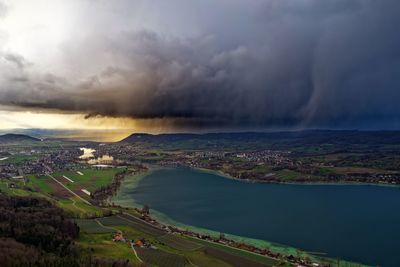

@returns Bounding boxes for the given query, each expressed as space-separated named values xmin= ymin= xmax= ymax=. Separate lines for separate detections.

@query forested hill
xmin=0 ymin=195 xmax=79 ymax=266
xmin=0 ymin=195 xmax=135 ymax=267
xmin=119 ymin=130 xmax=400 ymax=145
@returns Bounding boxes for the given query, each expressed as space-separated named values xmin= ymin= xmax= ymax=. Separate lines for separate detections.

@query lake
xmin=119 ymin=167 xmax=400 ymax=266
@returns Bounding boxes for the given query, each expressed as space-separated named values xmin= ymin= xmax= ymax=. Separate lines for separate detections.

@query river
xmin=115 ymin=167 xmax=400 ymax=266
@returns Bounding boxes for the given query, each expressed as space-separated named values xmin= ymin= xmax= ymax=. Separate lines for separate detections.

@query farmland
xmin=1 ymin=154 xmax=38 ymax=164
xmin=3 ymin=167 xmax=124 ymax=218
xmin=78 ymin=233 xmax=142 ymax=264
xmin=75 ymin=219 xmax=114 ymax=234
xmin=135 ymin=247 xmax=188 ymax=267
xmin=157 ymin=234 xmax=203 ymax=251
xmin=52 ymin=168 xmax=125 ymax=192
xmin=26 ymin=174 xmax=53 ymax=193
xmin=188 ymin=237 xmax=280 ymax=267
xmin=76 ymin=215 xmax=279 ymax=267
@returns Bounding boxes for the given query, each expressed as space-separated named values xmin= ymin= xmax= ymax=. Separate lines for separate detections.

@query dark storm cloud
xmin=1 ymin=0 xmax=400 ymax=129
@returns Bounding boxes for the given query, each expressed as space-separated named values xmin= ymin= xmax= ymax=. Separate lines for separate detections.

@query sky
xmin=0 ymin=0 xmax=399 ymax=140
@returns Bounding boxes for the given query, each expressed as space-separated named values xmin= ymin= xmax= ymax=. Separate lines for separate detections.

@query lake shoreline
xmin=113 ymin=166 xmax=371 ymax=267
xmin=112 ymin=167 xmax=306 ymax=252
xmin=193 ymin=166 xmax=400 ymax=188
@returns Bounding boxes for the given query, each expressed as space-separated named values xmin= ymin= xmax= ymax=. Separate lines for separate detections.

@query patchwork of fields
xmin=16 ymin=168 xmax=125 ymax=218
xmin=74 ymin=214 xmax=286 ymax=267
xmin=52 ymin=168 xmax=124 ymax=192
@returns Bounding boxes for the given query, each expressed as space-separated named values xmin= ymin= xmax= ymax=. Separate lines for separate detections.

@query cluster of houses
xmin=0 ymin=146 xmax=83 ymax=180
xmin=112 ymin=230 xmax=157 ymax=250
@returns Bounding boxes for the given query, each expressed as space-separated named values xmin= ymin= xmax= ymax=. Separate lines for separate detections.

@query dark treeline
xmin=0 ymin=195 xmax=142 ymax=267
xmin=91 ymin=170 xmax=128 ymax=205
xmin=0 ymin=195 xmax=79 ymax=266
xmin=0 ymin=195 xmax=79 ymax=252
xmin=92 ymin=165 xmax=147 ymax=205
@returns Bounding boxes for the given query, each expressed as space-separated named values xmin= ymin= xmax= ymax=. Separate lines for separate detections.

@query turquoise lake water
xmin=121 ymin=167 xmax=400 ymax=266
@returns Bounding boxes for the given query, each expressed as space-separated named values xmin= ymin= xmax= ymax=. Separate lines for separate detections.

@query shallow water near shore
xmin=114 ymin=167 xmax=400 ymax=267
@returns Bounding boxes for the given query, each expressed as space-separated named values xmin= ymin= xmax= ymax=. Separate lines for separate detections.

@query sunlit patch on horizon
xmin=0 ymin=109 xmax=192 ymax=141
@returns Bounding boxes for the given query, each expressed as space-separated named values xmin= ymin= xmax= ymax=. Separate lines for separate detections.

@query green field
xmin=157 ymin=234 xmax=203 ymax=251
xmin=185 ymin=250 xmax=232 ymax=267
xmin=75 ymin=219 xmax=114 ymax=234
xmin=26 ymin=175 xmax=53 ymax=193
xmin=2 ymin=168 xmax=120 ymax=219
xmin=58 ymin=197 xmax=106 ymax=218
xmin=52 ymin=168 xmax=124 ymax=192
xmin=76 ymin=216 xmax=244 ymax=267
xmin=97 ymin=215 xmax=166 ymax=236
xmin=1 ymin=155 xmax=38 ymax=164
xmin=78 ymin=233 xmax=142 ymax=265
xmin=76 ymin=215 xmax=183 ymax=265
xmin=187 ymin=237 xmax=280 ymax=266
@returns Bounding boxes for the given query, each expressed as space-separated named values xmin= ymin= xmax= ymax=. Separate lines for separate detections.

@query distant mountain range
xmin=119 ymin=130 xmax=400 ymax=145
xmin=0 ymin=134 xmax=41 ymax=143
xmin=2 ymin=130 xmax=400 ymax=145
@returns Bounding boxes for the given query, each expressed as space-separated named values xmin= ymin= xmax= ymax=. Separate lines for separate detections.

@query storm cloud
xmin=1 ymin=0 xmax=400 ymax=130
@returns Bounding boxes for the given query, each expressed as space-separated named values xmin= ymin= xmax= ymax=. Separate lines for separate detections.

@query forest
xmin=0 ymin=195 xmax=139 ymax=267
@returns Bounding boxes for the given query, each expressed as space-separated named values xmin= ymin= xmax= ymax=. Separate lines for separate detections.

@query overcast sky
xmin=0 ymin=0 xmax=399 ymax=134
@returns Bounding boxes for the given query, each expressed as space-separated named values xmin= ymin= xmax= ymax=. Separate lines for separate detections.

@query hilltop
xmin=119 ymin=130 xmax=400 ymax=145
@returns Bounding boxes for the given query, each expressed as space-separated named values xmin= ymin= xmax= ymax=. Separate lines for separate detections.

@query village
xmin=92 ymin=141 xmax=400 ymax=185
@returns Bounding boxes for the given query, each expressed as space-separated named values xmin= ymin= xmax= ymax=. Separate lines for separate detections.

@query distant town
xmin=2 ymin=131 xmax=400 ymax=188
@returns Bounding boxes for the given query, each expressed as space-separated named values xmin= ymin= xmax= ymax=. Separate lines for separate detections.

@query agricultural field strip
xmin=74 ymin=219 xmax=113 ymax=234
xmin=70 ymin=199 xmax=86 ymax=213
xmin=135 ymin=247 xmax=188 ymax=267
xmin=117 ymin=214 xmax=166 ymax=235
xmin=97 ymin=215 xmax=164 ymax=236
xmin=204 ymin=247 xmax=270 ymax=267
xmin=187 ymin=235 xmax=280 ymax=266
xmin=94 ymin=218 xmax=118 ymax=232
xmin=120 ymin=213 xmax=161 ymax=229
xmin=157 ymin=233 xmax=204 ymax=251
xmin=186 ymin=257 xmax=201 ymax=267
xmin=47 ymin=174 xmax=91 ymax=205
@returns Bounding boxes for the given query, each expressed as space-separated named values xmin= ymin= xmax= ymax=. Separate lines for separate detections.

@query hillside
xmin=0 ymin=134 xmax=40 ymax=143
xmin=119 ymin=130 xmax=400 ymax=145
